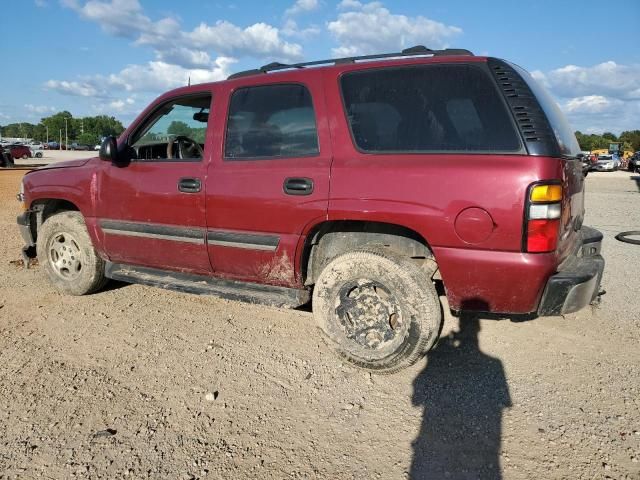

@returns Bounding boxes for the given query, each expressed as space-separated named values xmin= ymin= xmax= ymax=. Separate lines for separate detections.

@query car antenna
xmin=188 ymin=76 xmax=191 ymax=87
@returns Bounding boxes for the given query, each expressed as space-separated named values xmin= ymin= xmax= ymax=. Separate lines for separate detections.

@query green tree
xmin=78 ymin=132 xmax=98 ymax=146
xmin=619 ymin=130 xmax=640 ymax=151
xmin=42 ymin=111 xmax=74 ymax=144
xmin=602 ymin=132 xmax=617 ymax=141
xmin=167 ymin=121 xmax=192 ymax=137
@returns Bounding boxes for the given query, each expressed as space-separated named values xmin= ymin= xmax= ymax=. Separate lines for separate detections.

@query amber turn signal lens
xmin=530 ymin=184 xmax=562 ymax=202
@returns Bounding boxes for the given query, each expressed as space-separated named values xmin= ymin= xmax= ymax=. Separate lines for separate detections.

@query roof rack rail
xmin=227 ymin=45 xmax=474 ymax=80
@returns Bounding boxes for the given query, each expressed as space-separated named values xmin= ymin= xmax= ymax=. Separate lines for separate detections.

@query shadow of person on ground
xmin=410 ymin=311 xmax=511 ymax=480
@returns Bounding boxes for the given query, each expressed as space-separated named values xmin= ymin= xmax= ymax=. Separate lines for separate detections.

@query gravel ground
xmin=0 ymin=169 xmax=639 ymax=480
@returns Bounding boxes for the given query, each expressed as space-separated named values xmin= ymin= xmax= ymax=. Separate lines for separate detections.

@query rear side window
xmin=225 ymin=84 xmax=319 ymax=159
xmin=510 ymin=63 xmax=581 ymax=157
xmin=340 ymin=64 xmax=521 ymax=153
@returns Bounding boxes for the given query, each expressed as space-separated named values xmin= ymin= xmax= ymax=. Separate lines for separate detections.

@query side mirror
xmin=99 ymin=136 xmax=118 ymax=162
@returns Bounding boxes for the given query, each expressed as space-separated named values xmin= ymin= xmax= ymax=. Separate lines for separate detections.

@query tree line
xmin=0 ymin=111 xmax=125 ymax=146
xmin=575 ymin=130 xmax=640 ymax=153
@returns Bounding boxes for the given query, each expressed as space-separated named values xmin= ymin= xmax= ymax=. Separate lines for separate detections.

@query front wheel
xmin=312 ymin=249 xmax=442 ymax=373
xmin=36 ymin=211 xmax=107 ymax=295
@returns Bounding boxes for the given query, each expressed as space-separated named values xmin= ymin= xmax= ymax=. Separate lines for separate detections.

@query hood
xmin=34 ymin=158 xmax=94 ymax=171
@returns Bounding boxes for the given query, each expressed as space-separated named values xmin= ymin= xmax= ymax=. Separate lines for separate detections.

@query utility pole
xmin=46 ymin=125 xmax=49 ymax=144
xmin=81 ymin=118 xmax=84 ymax=134
xmin=59 ymin=129 xmax=62 ymax=150
xmin=64 ymin=117 xmax=68 ymax=150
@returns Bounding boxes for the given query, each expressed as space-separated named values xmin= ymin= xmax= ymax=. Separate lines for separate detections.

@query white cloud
xmin=337 ymin=0 xmax=362 ymax=9
xmin=45 ymin=57 xmax=236 ymax=98
xmin=24 ymin=104 xmax=57 ymax=114
xmin=62 ymin=0 xmax=303 ymax=65
xmin=564 ymin=95 xmax=623 ymax=114
xmin=34 ymin=0 xmax=48 ymax=7
xmin=531 ymin=61 xmax=640 ymax=133
xmin=44 ymin=79 xmax=105 ymax=97
xmin=281 ymin=19 xmax=321 ymax=39
xmin=108 ymin=96 xmax=135 ymax=112
xmin=540 ymin=61 xmax=640 ymax=100
xmin=286 ymin=0 xmax=319 ymax=16
xmin=62 ymin=0 xmax=157 ymax=38
xmin=327 ymin=1 xmax=462 ymax=56
xmin=186 ymin=21 xmax=303 ymax=61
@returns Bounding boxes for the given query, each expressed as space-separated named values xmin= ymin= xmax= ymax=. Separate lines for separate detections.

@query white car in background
xmin=28 ymin=143 xmax=44 ymax=158
xmin=593 ymin=155 xmax=619 ymax=172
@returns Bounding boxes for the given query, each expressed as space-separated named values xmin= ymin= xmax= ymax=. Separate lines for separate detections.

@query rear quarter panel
xmin=322 ymin=66 xmax=571 ymax=314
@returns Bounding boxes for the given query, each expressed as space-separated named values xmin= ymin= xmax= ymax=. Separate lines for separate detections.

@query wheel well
xmin=302 ymin=221 xmax=438 ymax=286
xmin=29 ymin=199 xmax=80 ymax=242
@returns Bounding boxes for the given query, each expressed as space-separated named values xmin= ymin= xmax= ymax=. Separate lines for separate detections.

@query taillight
xmin=525 ymin=183 xmax=562 ymax=253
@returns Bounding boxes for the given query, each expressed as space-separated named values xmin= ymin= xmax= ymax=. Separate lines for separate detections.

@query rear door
xmin=204 ymin=75 xmax=332 ymax=287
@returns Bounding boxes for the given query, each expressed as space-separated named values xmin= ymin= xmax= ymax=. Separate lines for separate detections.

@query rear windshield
xmin=340 ymin=64 xmax=522 ymax=153
xmin=510 ymin=63 xmax=581 ymax=157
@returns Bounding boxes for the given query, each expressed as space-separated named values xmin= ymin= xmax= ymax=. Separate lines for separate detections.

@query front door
xmin=205 ymin=76 xmax=332 ymax=287
xmin=97 ymin=91 xmax=214 ymax=274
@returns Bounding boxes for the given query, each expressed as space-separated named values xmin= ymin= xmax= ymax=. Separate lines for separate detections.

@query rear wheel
xmin=21 ymin=153 xmax=28 ymax=159
xmin=36 ymin=211 xmax=107 ymax=295
xmin=312 ymin=248 xmax=442 ymax=373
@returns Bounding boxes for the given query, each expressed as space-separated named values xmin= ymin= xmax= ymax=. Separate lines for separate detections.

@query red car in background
xmin=7 ymin=144 xmax=32 ymax=160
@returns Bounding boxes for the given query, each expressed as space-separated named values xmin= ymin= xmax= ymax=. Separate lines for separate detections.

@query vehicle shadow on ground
xmin=630 ymin=175 xmax=640 ymax=192
xmin=410 ymin=311 xmax=511 ymax=480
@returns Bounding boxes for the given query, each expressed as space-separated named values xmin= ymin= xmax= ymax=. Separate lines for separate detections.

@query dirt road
xmin=1 ymin=169 xmax=639 ymax=479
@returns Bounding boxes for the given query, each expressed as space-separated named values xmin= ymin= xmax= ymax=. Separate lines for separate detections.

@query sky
xmin=1 ymin=0 xmax=639 ymax=134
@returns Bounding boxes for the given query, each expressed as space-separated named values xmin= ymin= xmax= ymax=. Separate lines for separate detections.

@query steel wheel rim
xmin=333 ymin=279 xmax=408 ymax=360
xmin=48 ymin=232 xmax=82 ymax=280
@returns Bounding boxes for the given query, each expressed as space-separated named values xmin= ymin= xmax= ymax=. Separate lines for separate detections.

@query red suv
xmin=7 ymin=144 xmax=32 ymax=160
xmin=17 ymin=47 xmax=604 ymax=372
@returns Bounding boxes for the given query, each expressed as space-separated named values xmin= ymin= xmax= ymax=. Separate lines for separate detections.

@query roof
xmin=227 ymin=45 xmax=475 ymax=80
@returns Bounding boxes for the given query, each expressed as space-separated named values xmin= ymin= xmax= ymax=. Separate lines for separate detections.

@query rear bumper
xmin=537 ymin=226 xmax=604 ymax=316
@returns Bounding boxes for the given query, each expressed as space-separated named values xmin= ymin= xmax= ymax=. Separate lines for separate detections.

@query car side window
xmin=340 ymin=65 xmax=521 ymax=153
xmin=225 ymin=84 xmax=319 ymax=160
xmin=130 ymin=94 xmax=212 ymax=161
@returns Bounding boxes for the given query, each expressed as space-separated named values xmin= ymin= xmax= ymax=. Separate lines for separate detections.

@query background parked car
xmin=7 ymin=144 xmax=32 ymax=160
xmin=69 ymin=142 xmax=92 ymax=151
xmin=628 ymin=152 xmax=640 ymax=172
xmin=593 ymin=154 xmax=618 ymax=172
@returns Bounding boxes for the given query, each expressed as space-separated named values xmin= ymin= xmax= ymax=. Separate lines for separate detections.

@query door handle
xmin=178 ymin=177 xmax=201 ymax=193
xmin=283 ymin=177 xmax=313 ymax=196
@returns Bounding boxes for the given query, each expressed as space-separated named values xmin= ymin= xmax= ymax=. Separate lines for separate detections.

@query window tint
xmin=340 ymin=65 xmax=521 ymax=153
xmin=511 ymin=63 xmax=581 ymax=157
xmin=131 ymin=94 xmax=211 ymax=161
xmin=225 ymin=84 xmax=319 ymax=159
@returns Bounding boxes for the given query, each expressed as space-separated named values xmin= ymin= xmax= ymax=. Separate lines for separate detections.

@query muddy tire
xmin=36 ymin=211 xmax=107 ymax=295
xmin=312 ymin=249 xmax=442 ymax=373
